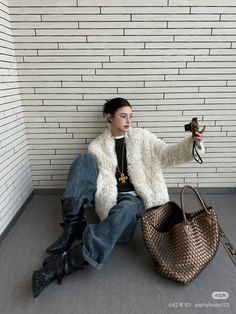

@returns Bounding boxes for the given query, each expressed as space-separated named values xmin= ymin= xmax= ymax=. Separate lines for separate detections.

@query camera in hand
xmin=184 ymin=117 xmax=203 ymax=164
xmin=184 ymin=117 xmax=199 ymax=133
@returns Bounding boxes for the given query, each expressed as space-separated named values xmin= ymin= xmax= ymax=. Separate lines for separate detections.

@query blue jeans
xmin=62 ymin=153 xmax=98 ymax=209
xmin=62 ymin=153 xmax=144 ymax=269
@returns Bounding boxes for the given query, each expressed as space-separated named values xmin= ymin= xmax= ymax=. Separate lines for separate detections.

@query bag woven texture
xmin=141 ymin=185 xmax=220 ymax=284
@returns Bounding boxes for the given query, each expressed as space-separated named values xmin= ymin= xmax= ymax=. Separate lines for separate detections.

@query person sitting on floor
xmin=32 ymin=97 xmax=205 ymax=298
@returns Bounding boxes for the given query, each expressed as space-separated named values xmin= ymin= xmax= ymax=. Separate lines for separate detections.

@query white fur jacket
xmin=88 ymin=127 xmax=204 ymax=221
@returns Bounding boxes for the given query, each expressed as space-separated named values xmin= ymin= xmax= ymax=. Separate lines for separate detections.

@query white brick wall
xmin=6 ymin=0 xmax=236 ymax=189
xmin=0 ymin=0 xmax=32 ymax=236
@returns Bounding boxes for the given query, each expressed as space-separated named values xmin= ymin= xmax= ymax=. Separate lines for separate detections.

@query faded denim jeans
xmin=63 ymin=153 xmax=144 ymax=269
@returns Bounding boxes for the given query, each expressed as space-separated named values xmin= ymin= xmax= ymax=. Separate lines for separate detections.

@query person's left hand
xmin=193 ymin=125 xmax=206 ymax=143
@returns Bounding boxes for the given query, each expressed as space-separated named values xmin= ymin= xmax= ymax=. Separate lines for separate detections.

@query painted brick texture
xmin=0 ymin=0 xmax=32 ymax=236
xmin=7 ymin=0 xmax=236 ymax=189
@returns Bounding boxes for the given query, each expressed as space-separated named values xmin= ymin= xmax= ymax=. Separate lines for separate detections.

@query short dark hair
xmin=103 ymin=97 xmax=131 ymax=117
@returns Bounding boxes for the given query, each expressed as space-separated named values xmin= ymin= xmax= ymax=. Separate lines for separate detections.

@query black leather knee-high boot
xmin=32 ymin=243 xmax=88 ymax=298
xmin=46 ymin=198 xmax=87 ymax=255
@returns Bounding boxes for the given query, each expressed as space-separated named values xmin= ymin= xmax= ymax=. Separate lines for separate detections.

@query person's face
xmin=108 ymin=106 xmax=133 ymax=136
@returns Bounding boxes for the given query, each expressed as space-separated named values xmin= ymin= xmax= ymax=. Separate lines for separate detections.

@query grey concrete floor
xmin=0 ymin=191 xmax=235 ymax=314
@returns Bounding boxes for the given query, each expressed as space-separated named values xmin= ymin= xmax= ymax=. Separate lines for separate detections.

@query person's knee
xmin=83 ymin=153 xmax=98 ymax=175
xmin=71 ymin=153 xmax=83 ymax=168
xmin=83 ymin=152 xmax=96 ymax=165
xmin=71 ymin=153 xmax=96 ymax=169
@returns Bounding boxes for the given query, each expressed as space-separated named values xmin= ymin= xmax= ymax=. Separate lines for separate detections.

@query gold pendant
xmin=119 ymin=173 xmax=128 ymax=184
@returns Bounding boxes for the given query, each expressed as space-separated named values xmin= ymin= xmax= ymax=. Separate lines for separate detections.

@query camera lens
xmin=184 ymin=123 xmax=191 ymax=132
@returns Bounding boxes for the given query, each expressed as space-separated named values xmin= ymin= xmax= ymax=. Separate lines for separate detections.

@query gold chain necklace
xmin=117 ymin=139 xmax=128 ymax=184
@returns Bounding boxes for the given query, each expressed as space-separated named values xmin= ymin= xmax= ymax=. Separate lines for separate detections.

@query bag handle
xmin=180 ymin=185 xmax=211 ymax=223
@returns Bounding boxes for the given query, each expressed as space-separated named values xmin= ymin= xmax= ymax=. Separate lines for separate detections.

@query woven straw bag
xmin=141 ymin=185 xmax=220 ymax=284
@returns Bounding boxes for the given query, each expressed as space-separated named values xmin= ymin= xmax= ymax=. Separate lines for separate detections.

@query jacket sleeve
xmin=149 ymin=132 xmax=205 ymax=168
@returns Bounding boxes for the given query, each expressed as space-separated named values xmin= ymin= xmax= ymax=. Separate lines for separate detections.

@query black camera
xmin=184 ymin=117 xmax=203 ymax=164
xmin=184 ymin=117 xmax=199 ymax=133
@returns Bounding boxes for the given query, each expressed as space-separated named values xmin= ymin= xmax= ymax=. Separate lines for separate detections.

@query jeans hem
xmin=82 ymin=245 xmax=103 ymax=270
